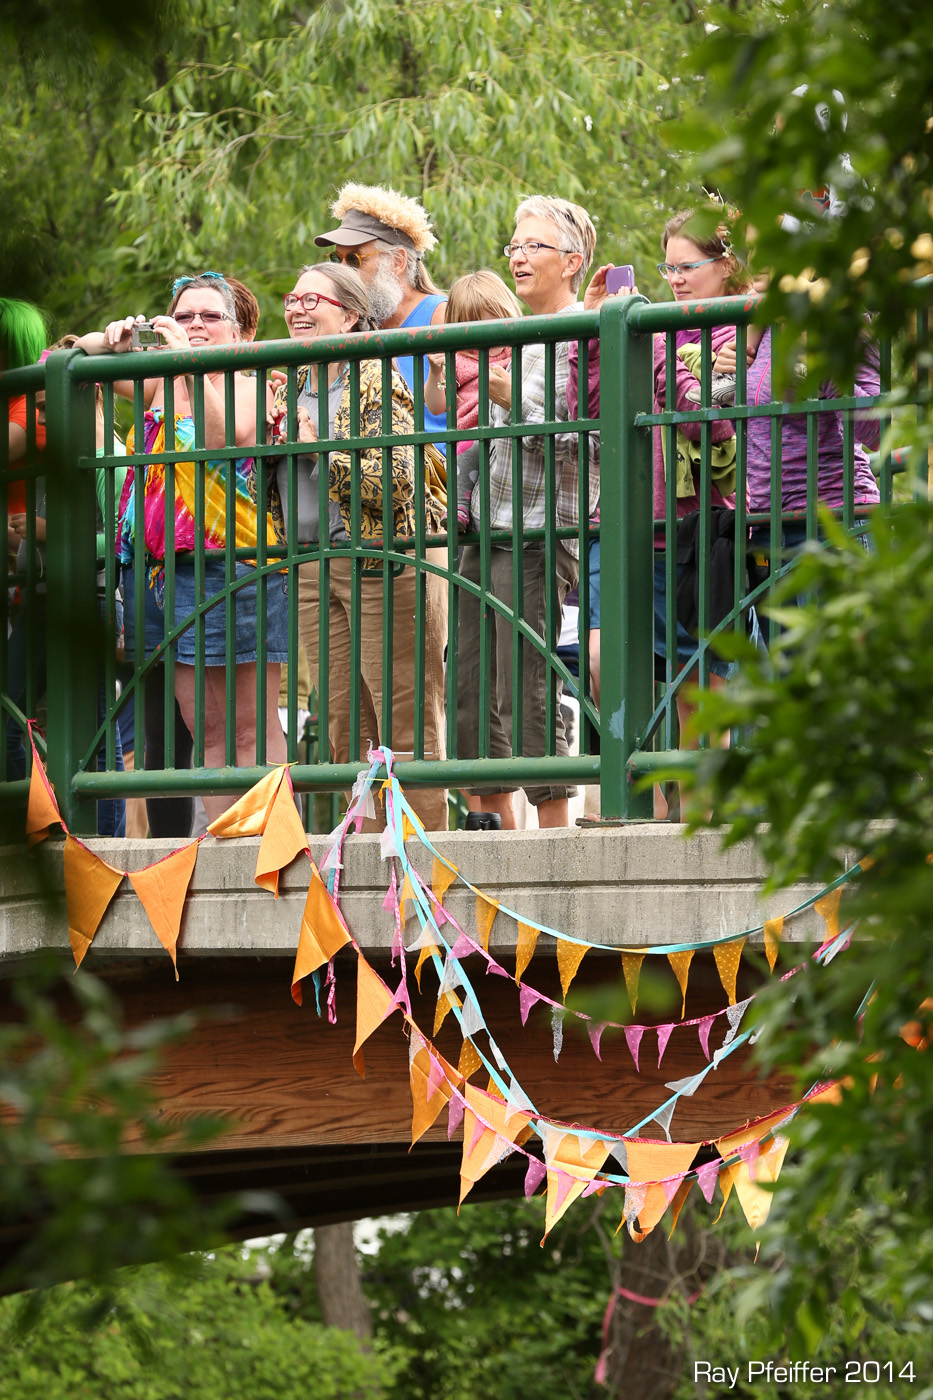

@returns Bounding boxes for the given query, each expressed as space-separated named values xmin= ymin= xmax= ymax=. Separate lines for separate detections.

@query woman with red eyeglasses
xmin=269 ymin=262 xmax=449 ymax=832
xmin=79 ymin=272 xmax=287 ymax=820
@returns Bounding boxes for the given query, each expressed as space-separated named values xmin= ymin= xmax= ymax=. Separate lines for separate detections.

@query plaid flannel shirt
xmin=471 ymin=303 xmax=599 ymax=559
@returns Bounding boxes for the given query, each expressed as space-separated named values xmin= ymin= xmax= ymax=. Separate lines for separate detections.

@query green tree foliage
xmin=682 ymin=511 xmax=933 ymax=1347
xmin=362 ymin=1199 xmax=609 ymax=1400
xmin=1 ymin=0 xmax=712 ymax=334
xmin=664 ymin=0 xmax=933 ymax=1349
xmin=680 ymin=0 xmax=933 ymax=397
xmin=0 ymin=1247 xmax=396 ymax=1399
xmin=0 ymin=957 xmax=250 ymax=1300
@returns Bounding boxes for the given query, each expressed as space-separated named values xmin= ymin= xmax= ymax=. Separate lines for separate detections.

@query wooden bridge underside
xmin=0 ymin=946 xmax=791 ymax=1266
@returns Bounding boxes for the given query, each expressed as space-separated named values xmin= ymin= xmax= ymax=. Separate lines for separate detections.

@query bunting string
xmin=24 ymin=734 xmax=872 ymax=1242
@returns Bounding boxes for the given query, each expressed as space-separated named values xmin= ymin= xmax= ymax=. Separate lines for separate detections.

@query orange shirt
xmin=6 ymin=396 xmax=47 ymax=514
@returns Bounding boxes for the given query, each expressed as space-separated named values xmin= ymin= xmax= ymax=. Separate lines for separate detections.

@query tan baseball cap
xmin=313 ymin=208 xmax=418 ymax=251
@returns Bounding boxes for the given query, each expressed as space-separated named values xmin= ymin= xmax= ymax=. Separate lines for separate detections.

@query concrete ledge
xmin=0 ymin=826 xmax=854 ymax=967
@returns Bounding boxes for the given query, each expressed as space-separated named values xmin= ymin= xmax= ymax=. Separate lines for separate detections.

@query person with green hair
xmin=3 ymin=298 xmax=48 ymax=528
xmin=0 ymin=297 xmax=47 ymax=375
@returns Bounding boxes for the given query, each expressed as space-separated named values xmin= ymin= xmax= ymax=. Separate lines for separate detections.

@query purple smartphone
xmin=605 ymin=264 xmax=635 ymax=294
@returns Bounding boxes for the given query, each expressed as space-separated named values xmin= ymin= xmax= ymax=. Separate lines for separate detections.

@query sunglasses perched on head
xmin=171 ymin=270 xmax=228 ymax=297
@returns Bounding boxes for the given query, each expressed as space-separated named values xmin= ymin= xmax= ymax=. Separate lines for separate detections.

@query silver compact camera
xmin=131 ymin=321 xmax=162 ymax=350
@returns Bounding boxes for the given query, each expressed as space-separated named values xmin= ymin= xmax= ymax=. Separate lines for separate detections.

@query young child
xmin=425 ymin=270 xmax=521 ymax=528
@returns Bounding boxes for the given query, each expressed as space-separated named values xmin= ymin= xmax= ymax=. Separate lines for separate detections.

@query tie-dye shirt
xmin=116 ymin=408 xmax=282 ymax=568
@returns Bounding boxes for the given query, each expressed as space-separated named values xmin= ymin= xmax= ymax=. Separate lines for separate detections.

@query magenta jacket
xmin=568 ymin=324 xmax=737 ymax=546
xmin=745 ymin=327 xmax=880 ymax=515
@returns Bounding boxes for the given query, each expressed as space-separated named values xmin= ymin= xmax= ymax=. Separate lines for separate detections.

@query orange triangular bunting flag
xmin=667 ymin=1178 xmax=694 ymax=1238
xmin=352 ymin=955 xmax=394 ymax=1077
xmin=621 ymin=951 xmax=646 ymax=1014
xmin=713 ymin=937 xmax=746 ymax=1007
xmin=474 ymin=894 xmax=499 ymax=951
xmin=291 ymin=862 xmax=351 ymax=1004
xmin=63 ymin=836 xmax=125 ymax=970
xmin=621 ymin=1140 xmax=700 ymax=1240
xmin=732 ymin=1135 xmax=789 ymax=1233
xmin=762 ymin=916 xmax=783 ymax=972
xmin=459 ymin=1083 xmax=531 ymax=1207
xmin=667 ymin=950 xmax=694 ymax=1019
xmin=625 ymin=1138 xmax=701 ymax=1188
xmin=807 ymin=1082 xmax=843 ymax=1107
xmin=410 ymin=1042 xmax=456 ymax=1146
xmin=556 ymin=940 xmax=588 ymax=1001
xmin=414 ymin=941 xmax=439 ymax=991
xmin=814 ymin=886 xmax=842 ymax=942
xmin=128 ymin=840 xmax=199 ymax=979
xmin=399 ymin=872 xmax=416 ymax=924
xmin=714 ymin=1160 xmax=741 ymax=1222
xmin=402 ymin=812 xmax=420 ymax=842
xmin=255 ymin=774 xmax=309 ymax=896
xmin=714 ymin=1107 xmax=793 ymax=1160
xmin=543 ymin=1131 xmax=611 ymax=1236
xmin=433 ymin=988 xmax=461 ymax=1036
xmin=26 ymin=749 xmax=61 ymax=846
xmin=515 ymin=923 xmax=540 ymax=984
xmin=458 ymin=1038 xmax=483 ymax=1080
xmin=431 ymin=855 xmax=458 ymax=905
xmin=207 ymin=766 xmax=285 ymax=838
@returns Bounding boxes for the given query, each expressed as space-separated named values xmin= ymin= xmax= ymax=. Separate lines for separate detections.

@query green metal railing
xmin=0 ymin=295 xmax=917 ymax=834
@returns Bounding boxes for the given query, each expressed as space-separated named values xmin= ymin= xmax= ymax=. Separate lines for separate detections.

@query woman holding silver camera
xmin=80 ymin=272 xmax=287 ymax=821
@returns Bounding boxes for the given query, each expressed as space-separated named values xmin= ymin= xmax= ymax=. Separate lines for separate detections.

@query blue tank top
xmin=397 ymin=294 xmax=448 ymax=456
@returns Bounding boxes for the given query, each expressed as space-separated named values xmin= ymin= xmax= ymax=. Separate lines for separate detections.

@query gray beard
xmin=368 ymin=259 xmax=404 ymax=326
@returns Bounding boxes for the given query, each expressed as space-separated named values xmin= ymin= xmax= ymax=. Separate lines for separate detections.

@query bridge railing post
xmin=44 ymin=348 xmax=99 ymax=835
xmin=598 ymin=296 xmax=655 ymax=821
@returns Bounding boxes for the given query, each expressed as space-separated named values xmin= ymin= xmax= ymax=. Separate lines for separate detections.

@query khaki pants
xmin=297 ymin=551 xmax=449 ymax=831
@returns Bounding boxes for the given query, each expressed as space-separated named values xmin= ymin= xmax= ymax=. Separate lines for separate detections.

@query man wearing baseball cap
xmin=311 ymin=183 xmax=450 ymax=827
xmin=314 ymin=182 xmax=447 ymax=448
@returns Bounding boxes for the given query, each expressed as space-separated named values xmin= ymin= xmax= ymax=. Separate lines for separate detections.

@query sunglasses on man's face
xmin=327 ymin=250 xmax=379 ymax=271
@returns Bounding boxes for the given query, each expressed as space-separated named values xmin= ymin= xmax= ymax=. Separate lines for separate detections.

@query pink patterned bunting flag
xmin=448 ymin=932 xmax=476 ymax=960
xmin=588 ymin=1021 xmax=607 ymax=1060
xmin=656 ymin=1024 xmax=675 ymax=1067
xmin=697 ymin=1015 xmax=715 ymax=1061
xmin=485 ymin=957 xmax=510 ymax=978
xmin=624 ymin=1025 xmax=644 ymax=1073
xmin=469 ymin=1112 xmax=486 ymax=1155
xmin=550 ymin=1170 xmax=575 ymax=1217
xmin=524 ymin=1157 xmax=547 ymax=1199
xmin=447 ymin=1093 xmax=465 ymax=1140
xmin=662 ymin=1173 xmax=685 ymax=1205
xmin=696 ymin=1158 xmax=721 ymax=1204
xmin=519 ymin=983 xmax=543 ymax=1026
xmin=426 ymin=1053 xmax=447 ymax=1102
xmin=740 ymin=1139 xmax=761 ymax=1179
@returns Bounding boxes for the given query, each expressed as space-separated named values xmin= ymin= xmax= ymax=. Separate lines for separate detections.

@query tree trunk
xmin=314 ymin=1221 xmax=373 ymax=1343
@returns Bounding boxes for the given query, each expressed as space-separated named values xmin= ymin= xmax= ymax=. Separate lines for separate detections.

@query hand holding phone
xmin=605 ymin=265 xmax=635 ymax=295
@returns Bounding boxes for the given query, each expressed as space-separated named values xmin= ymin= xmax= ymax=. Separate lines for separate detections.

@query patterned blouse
xmin=271 ymin=358 xmax=445 ymax=555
